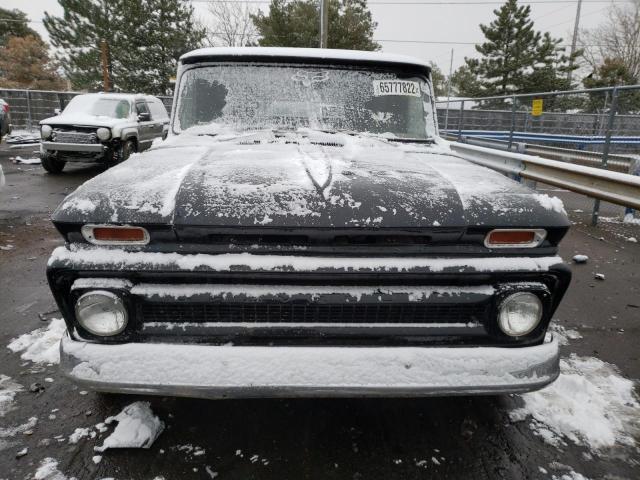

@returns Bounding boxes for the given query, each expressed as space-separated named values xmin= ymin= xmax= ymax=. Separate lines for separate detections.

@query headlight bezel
xmin=96 ymin=127 xmax=111 ymax=141
xmin=41 ymin=125 xmax=52 ymax=140
xmin=74 ymin=290 xmax=129 ymax=337
xmin=497 ymin=291 xmax=544 ymax=337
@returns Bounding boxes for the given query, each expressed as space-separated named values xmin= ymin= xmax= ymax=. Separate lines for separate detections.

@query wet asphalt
xmin=0 ymin=143 xmax=638 ymax=480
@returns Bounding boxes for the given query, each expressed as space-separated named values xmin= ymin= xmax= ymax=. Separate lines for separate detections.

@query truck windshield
xmin=63 ymin=96 xmax=131 ymax=119
xmin=175 ymin=64 xmax=436 ymax=140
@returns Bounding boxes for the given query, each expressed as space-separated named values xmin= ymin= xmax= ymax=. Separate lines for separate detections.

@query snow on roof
xmin=180 ymin=47 xmax=430 ymax=70
xmin=74 ymin=92 xmax=143 ymax=102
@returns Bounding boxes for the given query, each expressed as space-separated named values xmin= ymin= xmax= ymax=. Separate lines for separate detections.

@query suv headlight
xmin=498 ymin=292 xmax=543 ymax=336
xmin=41 ymin=125 xmax=52 ymax=140
xmin=96 ymin=128 xmax=111 ymax=141
xmin=75 ymin=290 xmax=128 ymax=336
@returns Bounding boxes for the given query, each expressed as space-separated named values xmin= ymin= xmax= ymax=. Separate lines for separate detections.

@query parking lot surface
xmin=1 ymin=144 xmax=638 ymax=480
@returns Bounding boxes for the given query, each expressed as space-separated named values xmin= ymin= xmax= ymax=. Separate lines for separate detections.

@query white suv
xmin=39 ymin=93 xmax=169 ymax=174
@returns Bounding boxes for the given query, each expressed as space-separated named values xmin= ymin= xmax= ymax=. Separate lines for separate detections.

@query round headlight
xmin=96 ymin=128 xmax=111 ymax=141
xmin=75 ymin=290 xmax=128 ymax=336
xmin=41 ymin=125 xmax=52 ymax=140
xmin=498 ymin=292 xmax=543 ymax=337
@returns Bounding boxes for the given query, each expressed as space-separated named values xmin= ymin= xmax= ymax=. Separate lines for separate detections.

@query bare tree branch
xmin=579 ymin=0 xmax=640 ymax=78
xmin=205 ymin=0 xmax=258 ymax=47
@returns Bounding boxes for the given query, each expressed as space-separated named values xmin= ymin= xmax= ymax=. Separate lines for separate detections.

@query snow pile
xmin=549 ymin=325 xmax=582 ymax=346
xmin=7 ymin=318 xmax=66 ymax=364
xmin=571 ymin=254 xmax=588 ymax=264
xmin=510 ymin=355 xmax=639 ymax=450
xmin=12 ymin=156 xmax=41 ymax=165
xmin=34 ymin=457 xmax=76 ymax=480
xmin=94 ymin=402 xmax=164 ymax=452
xmin=533 ymin=194 xmax=566 ymax=215
xmin=623 ymin=213 xmax=640 ymax=225
xmin=552 ymin=472 xmax=590 ymax=480
xmin=1 ymin=417 xmax=37 ymax=452
xmin=0 ymin=375 xmax=23 ymax=417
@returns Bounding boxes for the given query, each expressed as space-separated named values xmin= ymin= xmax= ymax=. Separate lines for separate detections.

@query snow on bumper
xmin=60 ymin=334 xmax=560 ymax=398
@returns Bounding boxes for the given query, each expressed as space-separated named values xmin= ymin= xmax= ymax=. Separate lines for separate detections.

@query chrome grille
xmin=53 ymin=131 xmax=98 ymax=144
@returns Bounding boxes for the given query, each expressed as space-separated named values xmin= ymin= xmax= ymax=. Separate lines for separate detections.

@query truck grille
xmin=53 ymin=131 xmax=98 ymax=144
xmin=140 ymin=301 xmax=489 ymax=324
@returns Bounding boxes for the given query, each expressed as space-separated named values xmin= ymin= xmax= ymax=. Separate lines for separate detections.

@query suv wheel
xmin=41 ymin=154 xmax=66 ymax=174
xmin=112 ymin=139 xmax=136 ymax=165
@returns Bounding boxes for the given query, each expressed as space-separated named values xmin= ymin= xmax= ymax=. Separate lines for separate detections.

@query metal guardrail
xmin=442 ymin=133 xmax=635 ymax=174
xmin=449 ymin=142 xmax=640 ymax=211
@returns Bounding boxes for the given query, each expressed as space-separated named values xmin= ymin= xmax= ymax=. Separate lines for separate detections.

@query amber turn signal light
xmin=484 ymin=229 xmax=546 ymax=248
xmin=81 ymin=225 xmax=150 ymax=245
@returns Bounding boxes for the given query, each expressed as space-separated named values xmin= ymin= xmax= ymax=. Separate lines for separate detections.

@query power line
xmin=0 ymin=19 xmax=614 ymax=48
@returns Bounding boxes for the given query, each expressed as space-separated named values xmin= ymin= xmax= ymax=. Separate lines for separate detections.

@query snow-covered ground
xmin=10 ymin=155 xmax=41 ymax=165
xmin=0 ymin=374 xmax=23 ymax=417
xmin=510 ymin=355 xmax=639 ymax=450
xmin=7 ymin=318 xmax=66 ymax=364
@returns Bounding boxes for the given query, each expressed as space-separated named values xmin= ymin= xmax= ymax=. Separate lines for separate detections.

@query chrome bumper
xmin=60 ymin=334 xmax=560 ymax=398
xmin=41 ymin=141 xmax=106 ymax=153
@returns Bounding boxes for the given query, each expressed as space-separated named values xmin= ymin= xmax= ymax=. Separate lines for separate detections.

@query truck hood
xmin=52 ymin=130 xmax=569 ymax=229
xmin=40 ymin=113 xmax=129 ymax=129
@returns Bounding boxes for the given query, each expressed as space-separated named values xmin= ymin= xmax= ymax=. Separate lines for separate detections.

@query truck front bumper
xmin=60 ymin=333 xmax=560 ymax=398
xmin=41 ymin=141 xmax=106 ymax=153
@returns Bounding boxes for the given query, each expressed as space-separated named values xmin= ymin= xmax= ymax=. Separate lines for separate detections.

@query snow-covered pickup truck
xmin=39 ymin=93 xmax=169 ymax=173
xmin=47 ymin=47 xmax=571 ymax=398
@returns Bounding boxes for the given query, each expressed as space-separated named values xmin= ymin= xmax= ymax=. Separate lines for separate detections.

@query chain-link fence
xmin=436 ymin=85 xmax=640 ymax=224
xmin=436 ymin=85 xmax=640 ymax=155
xmin=0 ymin=88 xmax=174 ymax=131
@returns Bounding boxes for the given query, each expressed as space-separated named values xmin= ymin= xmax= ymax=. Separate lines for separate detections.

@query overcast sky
xmin=1 ymin=0 xmax=618 ymax=74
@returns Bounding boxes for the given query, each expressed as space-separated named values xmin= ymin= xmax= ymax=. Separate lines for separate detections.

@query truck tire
xmin=111 ymin=139 xmax=136 ymax=165
xmin=41 ymin=154 xmax=66 ymax=174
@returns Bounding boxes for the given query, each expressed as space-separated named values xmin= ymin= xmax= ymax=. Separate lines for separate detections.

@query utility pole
xmin=567 ymin=0 xmax=582 ymax=85
xmin=319 ymin=0 xmax=328 ymax=48
xmin=100 ymin=39 xmax=110 ymax=92
xmin=444 ymin=48 xmax=454 ymax=131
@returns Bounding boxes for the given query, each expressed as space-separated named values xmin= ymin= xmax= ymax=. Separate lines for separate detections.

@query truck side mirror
xmin=137 ymin=112 xmax=150 ymax=122
xmin=54 ymin=108 xmax=61 ymax=115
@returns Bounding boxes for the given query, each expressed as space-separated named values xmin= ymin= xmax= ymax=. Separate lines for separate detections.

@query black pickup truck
xmin=47 ymin=47 xmax=571 ymax=398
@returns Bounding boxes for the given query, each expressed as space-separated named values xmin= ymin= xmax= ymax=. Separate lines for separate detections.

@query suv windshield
xmin=175 ymin=64 xmax=436 ymax=140
xmin=63 ymin=96 xmax=131 ymax=119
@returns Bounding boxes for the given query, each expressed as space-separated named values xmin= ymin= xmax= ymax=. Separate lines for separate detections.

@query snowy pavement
xmin=0 ymin=145 xmax=639 ymax=479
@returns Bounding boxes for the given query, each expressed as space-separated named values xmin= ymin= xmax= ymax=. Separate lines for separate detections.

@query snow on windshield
xmin=63 ymin=96 xmax=131 ymax=119
xmin=175 ymin=64 xmax=437 ymax=139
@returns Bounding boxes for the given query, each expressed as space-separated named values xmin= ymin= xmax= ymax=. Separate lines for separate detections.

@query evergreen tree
xmin=44 ymin=0 xmax=204 ymax=94
xmin=118 ymin=0 xmax=206 ymax=95
xmin=0 ymin=8 xmax=40 ymax=46
xmin=583 ymin=58 xmax=640 ymax=113
xmin=450 ymin=64 xmax=484 ymax=97
xmin=0 ymin=35 xmax=65 ymax=90
xmin=252 ymin=0 xmax=379 ymax=51
xmin=429 ymin=62 xmax=446 ymax=97
xmin=463 ymin=0 xmax=577 ymax=97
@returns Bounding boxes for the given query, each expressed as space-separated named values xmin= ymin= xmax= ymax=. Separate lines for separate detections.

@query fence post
xmin=507 ymin=95 xmax=516 ymax=150
xmin=25 ymin=89 xmax=33 ymax=131
xmin=591 ymin=87 xmax=619 ymax=226
xmin=457 ymin=100 xmax=465 ymax=141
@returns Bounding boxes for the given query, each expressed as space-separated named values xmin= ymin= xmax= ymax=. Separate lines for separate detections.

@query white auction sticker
xmin=372 ymin=80 xmax=421 ymax=97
